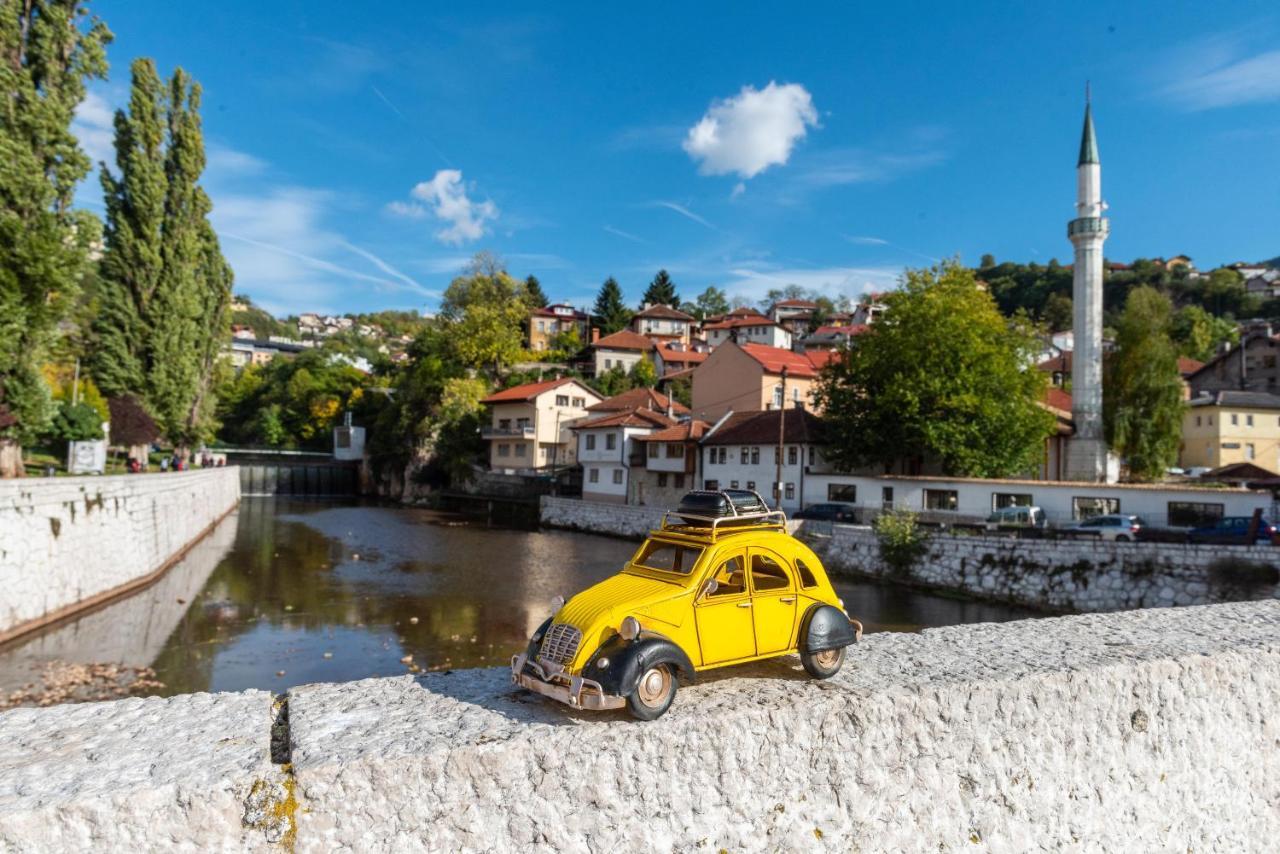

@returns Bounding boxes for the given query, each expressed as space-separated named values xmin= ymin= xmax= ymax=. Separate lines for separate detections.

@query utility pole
xmin=775 ymin=366 xmax=787 ymax=508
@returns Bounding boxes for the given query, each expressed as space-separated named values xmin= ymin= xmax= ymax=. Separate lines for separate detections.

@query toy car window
xmin=707 ymin=556 xmax=745 ymax=596
xmin=795 ymin=558 xmax=819 ymax=589
xmin=633 ymin=540 xmax=704 ymax=574
xmin=750 ymin=553 xmax=791 ymax=592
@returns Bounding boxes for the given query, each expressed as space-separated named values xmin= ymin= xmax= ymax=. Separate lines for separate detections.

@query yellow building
xmin=1181 ymin=391 xmax=1280 ymax=473
xmin=528 ymin=304 xmax=590 ymax=352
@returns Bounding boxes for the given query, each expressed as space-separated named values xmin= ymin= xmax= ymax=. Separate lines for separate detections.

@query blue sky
xmin=76 ymin=2 xmax=1280 ymax=316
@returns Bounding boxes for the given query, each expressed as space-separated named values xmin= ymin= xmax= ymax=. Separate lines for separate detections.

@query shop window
xmin=924 ymin=489 xmax=958 ymax=511
xmin=828 ymin=484 xmax=857 ymax=502
xmin=992 ymin=493 xmax=1033 ymax=510
xmin=1072 ymin=496 xmax=1119 ymax=519
xmin=1167 ymin=502 xmax=1223 ymax=527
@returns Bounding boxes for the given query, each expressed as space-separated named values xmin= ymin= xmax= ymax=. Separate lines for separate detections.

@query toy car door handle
xmin=736 ymin=601 xmax=752 ymax=608
xmin=780 ymin=596 xmax=795 ymax=603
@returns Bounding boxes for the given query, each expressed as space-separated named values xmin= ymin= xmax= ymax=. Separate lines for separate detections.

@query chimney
xmin=591 ymin=327 xmax=600 ymax=343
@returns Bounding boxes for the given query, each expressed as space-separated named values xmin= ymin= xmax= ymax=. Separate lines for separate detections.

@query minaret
xmin=1065 ymin=87 xmax=1111 ymax=482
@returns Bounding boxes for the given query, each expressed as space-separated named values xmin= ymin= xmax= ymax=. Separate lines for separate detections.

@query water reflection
xmin=0 ymin=498 xmax=1042 ymax=701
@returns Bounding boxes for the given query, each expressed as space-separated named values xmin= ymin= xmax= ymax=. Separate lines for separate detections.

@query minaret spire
xmin=1078 ymin=85 xmax=1099 ymax=166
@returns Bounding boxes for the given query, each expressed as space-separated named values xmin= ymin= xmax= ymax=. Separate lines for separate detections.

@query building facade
xmin=480 ymin=378 xmax=602 ymax=472
xmin=589 ymin=330 xmax=653 ymax=376
xmin=573 ymin=409 xmax=674 ymax=504
xmin=690 ymin=342 xmax=821 ymax=422
xmin=1187 ymin=326 xmax=1280 ymax=396
xmin=629 ymin=420 xmax=708 ymax=508
xmin=528 ymin=304 xmax=591 ymax=352
xmin=699 ymin=409 xmax=825 ymax=513
xmin=1181 ymin=391 xmax=1280 ymax=472
xmin=630 ymin=304 xmax=695 ymax=345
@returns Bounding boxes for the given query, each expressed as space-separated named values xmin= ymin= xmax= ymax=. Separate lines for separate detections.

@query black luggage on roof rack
xmin=676 ymin=489 xmax=768 ymax=525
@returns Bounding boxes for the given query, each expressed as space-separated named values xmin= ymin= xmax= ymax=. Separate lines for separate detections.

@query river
xmin=0 ymin=498 xmax=1041 ymax=704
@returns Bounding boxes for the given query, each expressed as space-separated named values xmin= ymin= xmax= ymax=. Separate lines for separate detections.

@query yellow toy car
xmin=512 ymin=490 xmax=862 ymax=720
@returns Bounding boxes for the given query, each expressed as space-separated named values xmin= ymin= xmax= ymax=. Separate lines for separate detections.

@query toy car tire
xmin=626 ymin=663 xmax=676 ymax=720
xmin=801 ymin=646 xmax=845 ymax=679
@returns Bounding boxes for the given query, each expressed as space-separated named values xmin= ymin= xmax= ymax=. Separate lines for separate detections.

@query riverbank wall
xmin=538 ymin=496 xmax=1280 ymax=612
xmin=0 ymin=468 xmax=240 ymax=644
xmin=2 ymin=600 xmax=1278 ymax=850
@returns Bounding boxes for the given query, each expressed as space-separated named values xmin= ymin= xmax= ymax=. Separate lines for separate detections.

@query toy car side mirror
xmin=701 ymin=578 xmax=718 ymax=598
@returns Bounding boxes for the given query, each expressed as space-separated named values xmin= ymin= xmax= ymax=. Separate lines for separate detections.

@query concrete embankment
xmin=0 ymin=468 xmax=240 ymax=644
xmin=539 ymin=496 xmax=1280 ymax=612
xmin=2 ymin=600 xmax=1278 ymax=851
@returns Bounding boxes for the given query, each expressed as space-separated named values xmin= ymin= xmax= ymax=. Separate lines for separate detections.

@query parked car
xmin=1065 ymin=514 xmax=1148 ymax=541
xmin=984 ymin=505 xmax=1047 ymax=530
xmin=794 ymin=502 xmax=858 ymax=523
xmin=1187 ymin=516 xmax=1276 ymax=544
xmin=512 ymin=490 xmax=862 ymax=720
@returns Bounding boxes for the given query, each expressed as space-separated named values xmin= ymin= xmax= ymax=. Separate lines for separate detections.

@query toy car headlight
xmin=619 ymin=616 xmax=641 ymax=641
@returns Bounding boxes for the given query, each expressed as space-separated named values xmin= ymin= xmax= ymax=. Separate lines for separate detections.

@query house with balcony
xmin=528 ymin=304 xmax=591 ymax=352
xmin=698 ymin=409 xmax=826 ymax=513
xmin=629 ymin=419 xmax=710 ymax=507
xmin=572 ymin=409 xmax=675 ymax=503
xmin=690 ymin=341 xmax=825 ymax=422
xmin=701 ymin=312 xmax=792 ymax=351
xmin=630 ymin=304 xmax=695 ymax=345
xmin=480 ymin=378 xmax=602 ymax=473
xmin=768 ymin=298 xmax=819 ymax=336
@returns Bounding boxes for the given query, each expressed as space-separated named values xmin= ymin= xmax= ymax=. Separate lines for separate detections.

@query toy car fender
xmin=801 ymin=603 xmax=859 ymax=653
xmin=580 ymin=632 xmax=696 ymax=698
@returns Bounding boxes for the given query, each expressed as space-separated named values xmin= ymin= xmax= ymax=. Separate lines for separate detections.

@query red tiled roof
xmin=587 ymin=387 xmax=690 ymax=415
xmin=703 ymin=316 xmax=781 ymax=331
xmin=481 ymin=377 xmax=583 ymax=404
xmin=1044 ymin=387 xmax=1072 ymax=413
xmin=634 ymin=304 xmax=695 ymax=321
xmin=772 ymin=299 xmax=818 ymax=308
xmin=531 ymin=304 xmax=588 ymax=319
xmin=634 ymin=419 xmax=711 ymax=443
xmin=592 ymin=330 xmax=655 ymax=351
xmin=571 ymin=409 xmax=675 ymax=430
xmin=737 ymin=342 xmax=825 ymax=378
xmin=702 ymin=409 xmax=825 ymax=445
xmin=1177 ymin=357 xmax=1204 ymax=376
xmin=812 ymin=324 xmax=868 ymax=336
xmin=804 ymin=349 xmax=841 ymax=370
xmin=655 ymin=342 xmax=708 ymax=365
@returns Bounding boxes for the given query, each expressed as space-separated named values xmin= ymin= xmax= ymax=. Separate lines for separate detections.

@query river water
xmin=0 ymin=498 xmax=1041 ymax=702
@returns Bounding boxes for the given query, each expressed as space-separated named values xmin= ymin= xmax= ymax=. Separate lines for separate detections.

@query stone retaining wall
xmin=1 ymin=600 xmax=1278 ymax=850
xmin=817 ymin=524 xmax=1280 ymax=612
xmin=0 ymin=468 xmax=240 ymax=643
xmin=540 ymin=494 xmax=666 ymax=538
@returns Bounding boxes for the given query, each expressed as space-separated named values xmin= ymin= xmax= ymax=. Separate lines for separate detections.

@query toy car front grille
xmin=538 ymin=623 xmax=582 ymax=666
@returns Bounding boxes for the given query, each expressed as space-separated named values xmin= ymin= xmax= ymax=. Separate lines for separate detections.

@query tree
xmin=816 ymin=262 xmax=1054 ymax=477
xmin=1043 ymin=293 xmax=1073 ymax=332
xmin=1104 ymin=287 xmax=1185 ymax=481
xmin=523 ymin=274 xmax=548 ymax=309
xmin=641 ymin=269 xmax=679 ymax=309
xmin=437 ymin=253 xmax=527 ymax=378
xmin=593 ymin=276 xmax=631 ymax=333
xmin=980 ymin=254 xmax=996 ymax=269
xmin=690 ymin=286 xmax=730 ymax=320
xmin=93 ymin=59 xmax=232 ymax=452
xmin=0 ymin=1 xmax=111 ymax=476
xmin=758 ymin=284 xmax=807 ymax=312
xmin=107 ymin=394 xmax=159 ymax=448
xmin=1197 ymin=267 xmax=1255 ymax=317
xmin=1171 ymin=305 xmax=1238 ymax=362
xmin=629 ymin=357 xmax=657 ymax=388
xmin=48 ymin=401 xmax=103 ymax=443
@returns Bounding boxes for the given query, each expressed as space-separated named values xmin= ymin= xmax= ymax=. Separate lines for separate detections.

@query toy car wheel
xmin=801 ymin=646 xmax=845 ymax=679
xmin=626 ymin=663 xmax=676 ymax=720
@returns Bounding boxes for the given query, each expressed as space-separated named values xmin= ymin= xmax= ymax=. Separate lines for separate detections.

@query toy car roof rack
xmin=660 ymin=489 xmax=787 ymax=539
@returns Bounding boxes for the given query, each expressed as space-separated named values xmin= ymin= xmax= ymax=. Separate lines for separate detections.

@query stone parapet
xmin=0 ymin=468 xmax=241 ymax=642
xmin=1 ymin=600 xmax=1278 ymax=850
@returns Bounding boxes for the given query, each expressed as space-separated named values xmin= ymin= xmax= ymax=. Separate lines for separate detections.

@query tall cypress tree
xmin=0 ymin=1 xmax=111 ymax=476
xmin=641 ymin=269 xmax=679 ymax=309
xmin=523 ymin=274 xmax=548 ymax=309
xmin=593 ymin=277 xmax=631 ymax=334
xmin=94 ymin=60 xmax=232 ymax=452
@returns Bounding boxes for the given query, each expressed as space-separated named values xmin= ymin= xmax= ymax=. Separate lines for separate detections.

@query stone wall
xmin=540 ymin=494 xmax=666 ymax=538
xmin=816 ymin=524 xmax=1280 ymax=612
xmin=1 ymin=600 xmax=1278 ymax=850
xmin=0 ymin=468 xmax=240 ymax=643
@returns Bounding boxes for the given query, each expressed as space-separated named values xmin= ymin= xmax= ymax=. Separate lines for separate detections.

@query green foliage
xmin=593 ymin=277 xmax=631 ymax=333
xmin=590 ymin=365 xmax=633 ymax=398
xmin=816 ymin=262 xmax=1054 ymax=477
xmin=0 ymin=1 xmax=111 ymax=446
xmin=979 ymin=253 xmax=996 ymax=268
xmin=1104 ymin=287 xmax=1185 ymax=481
xmin=1171 ymin=305 xmax=1238 ymax=362
xmin=523 ymin=274 xmax=548 ymax=309
xmin=689 ymin=286 xmax=729 ymax=320
xmin=873 ymin=510 xmax=927 ymax=575
xmin=1042 ymin=292 xmax=1073 ymax=332
xmin=92 ymin=58 xmax=233 ymax=448
xmin=47 ymin=401 xmax=104 ymax=442
xmin=231 ymin=296 xmax=292 ymax=339
xmin=664 ymin=375 xmax=692 ymax=407
xmin=640 ymin=269 xmax=679 ymax=309
xmin=629 ymin=357 xmax=657 ymax=388
xmin=438 ymin=253 xmax=527 ymax=377
xmin=548 ymin=326 xmax=582 ymax=356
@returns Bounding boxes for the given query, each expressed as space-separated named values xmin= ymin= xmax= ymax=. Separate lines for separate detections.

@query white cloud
xmin=389 ymin=169 xmax=498 ymax=245
xmin=603 ymin=225 xmax=647 ymax=244
xmin=847 ymin=236 xmax=889 ymax=246
xmin=206 ymin=145 xmax=268 ymax=178
xmin=1165 ymin=47 xmax=1280 ymax=109
xmin=683 ymin=82 xmax=819 ymax=179
xmin=72 ymin=89 xmax=116 ymax=166
xmin=796 ymin=147 xmax=947 ymax=188
xmin=654 ymin=200 xmax=718 ymax=231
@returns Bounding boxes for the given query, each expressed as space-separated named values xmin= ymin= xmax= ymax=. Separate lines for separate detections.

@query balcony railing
xmin=481 ymin=425 xmax=536 ymax=439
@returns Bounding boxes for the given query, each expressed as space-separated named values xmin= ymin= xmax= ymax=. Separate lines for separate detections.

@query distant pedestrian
xmin=159 ymin=457 xmax=170 ymax=472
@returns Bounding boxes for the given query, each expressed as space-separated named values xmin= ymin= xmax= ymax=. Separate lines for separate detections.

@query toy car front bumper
xmin=511 ymin=653 xmax=626 ymax=711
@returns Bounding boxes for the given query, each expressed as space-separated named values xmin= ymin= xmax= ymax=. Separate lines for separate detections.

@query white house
xmin=481 ymin=377 xmax=602 ymax=472
xmin=699 ymin=409 xmax=826 ymax=513
xmin=630 ymin=304 xmax=695 ymax=345
xmin=629 ymin=419 xmax=710 ymax=507
xmin=701 ymin=314 xmax=792 ymax=351
xmin=589 ymin=330 xmax=654 ymax=376
xmin=573 ymin=409 xmax=675 ymax=503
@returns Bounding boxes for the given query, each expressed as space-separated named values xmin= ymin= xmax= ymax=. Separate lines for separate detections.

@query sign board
xmin=67 ymin=440 xmax=107 ymax=474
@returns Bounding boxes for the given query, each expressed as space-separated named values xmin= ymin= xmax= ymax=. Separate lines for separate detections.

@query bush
xmin=874 ymin=509 xmax=928 ymax=575
xmin=48 ymin=401 xmax=104 ymax=443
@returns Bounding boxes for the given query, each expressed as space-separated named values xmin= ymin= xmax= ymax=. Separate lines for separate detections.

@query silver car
xmin=1067 ymin=514 xmax=1147 ymax=542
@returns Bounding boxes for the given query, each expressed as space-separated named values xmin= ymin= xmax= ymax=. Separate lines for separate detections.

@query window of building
xmin=514 ymin=444 xmax=526 ymax=457
xmin=1072 ymin=497 xmax=1119 ymax=519
xmin=751 ymin=553 xmax=791 ymax=591
xmin=924 ymin=489 xmax=958 ymax=511
xmin=730 ymin=480 xmax=739 ymax=489
xmin=657 ymin=472 xmax=668 ymax=487
xmin=882 ymin=487 xmax=894 ymax=510
xmin=556 ymin=395 xmax=569 ymax=406
xmin=1208 ymin=416 xmax=1213 ymax=426
xmin=795 ymin=558 xmax=819 ymax=589
xmin=788 ymin=447 xmax=798 ymax=465
xmin=612 ymin=469 xmax=623 ymax=484
xmin=585 ymin=434 xmax=596 ymax=450
xmin=1247 ymin=414 xmax=1254 ymax=427
xmin=1231 ymin=413 xmax=1239 ymax=426
xmin=1247 ymin=443 xmax=1256 ymax=460
xmin=667 ymin=443 xmax=682 ymax=458
xmin=740 ymin=447 xmax=749 ymax=464
xmin=809 ymin=447 xmax=815 ymax=465
xmin=1195 ymin=416 xmax=1201 ymax=427
xmin=785 ymin=483 xmax=795 ymax=500
xmin=718 ymin=448 xmax=727 ymax=464
xmin=516 ymin=418 xmax=530 ymax=429
xmin=1222 ymin=442 xmax=1241 ymax=450
xmin=674 ymin=474 xmax=685 ymax=489
xmin=992 ymin=493 xmax=1033 ymax=510
xmin=498 ymin=444 xmax=510 ymax=457
xmin=750 ymin=447 xmax=759 ymax=464
xmin=606 ymin=433 xmax=617 ymax=451
xmin=746 ymin=480 xmax=755 ymax=490
xmin=604 ymin=359 xmax=612 ymax=369
xmin=1168 ymin=501 xmax=1223 ymax=527
xmin=650 ymin=443 xmax=660 ymax=458
xmin=705 ymin=479 xmax=719 ymax=490
xmin=588 ymin=467 xmax=599 ymax=483
xmin=499 ymin=418 xmax=511 ymax=429
xmin=828 ymin=484 xmax=857 ymax=502
xmin=772 ymin=387 xmax=783 ymax=409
